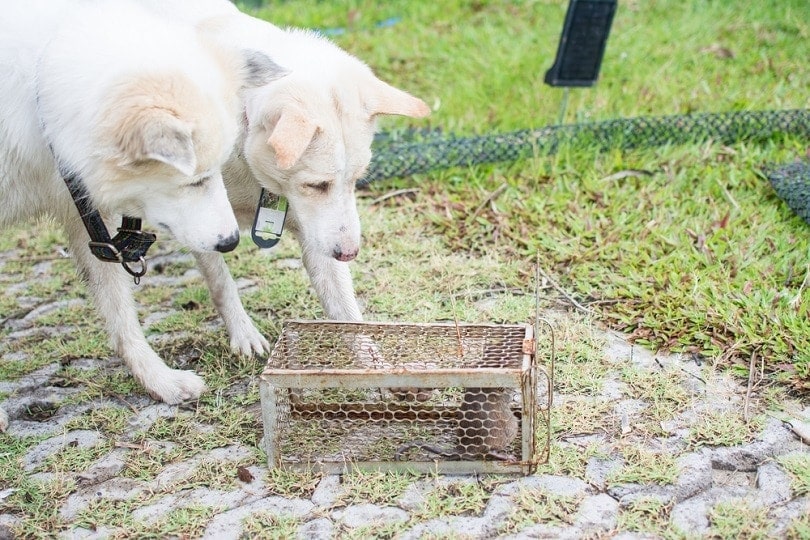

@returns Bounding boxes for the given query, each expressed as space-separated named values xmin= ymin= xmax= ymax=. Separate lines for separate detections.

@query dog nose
xmin=214 ymin=231 xmax=240 ymax=253
xmin=333 ymin=247 xmax=358 ymax=262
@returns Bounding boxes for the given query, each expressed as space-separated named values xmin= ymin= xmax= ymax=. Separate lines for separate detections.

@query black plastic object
xmin=544 ymin=0 xmax=618 ymax=87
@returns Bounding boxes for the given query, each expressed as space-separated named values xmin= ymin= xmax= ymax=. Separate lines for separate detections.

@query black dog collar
xmin=62 ymin=170 xmax=156 ymax=283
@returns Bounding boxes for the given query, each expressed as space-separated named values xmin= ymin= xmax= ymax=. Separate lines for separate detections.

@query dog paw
xmin=229 ymin=324 xmax=271 ymax=357
xmin=350 ymin=334 xmax=387 ymax=368
xmin=0 ymin=407 xmax=8 ymax=432
xmin=145 ymin=369 xmax=207 ymax=405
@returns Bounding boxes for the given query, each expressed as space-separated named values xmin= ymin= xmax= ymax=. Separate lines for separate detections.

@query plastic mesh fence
xmin=766 ymin=160 xmax=810 ymax=225
xmin=362 ymin=109 xmax=810 ymax=185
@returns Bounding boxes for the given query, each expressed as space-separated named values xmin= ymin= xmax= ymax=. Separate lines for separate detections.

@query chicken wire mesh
xmin=259 ymin=320 xmax=554 ymax=475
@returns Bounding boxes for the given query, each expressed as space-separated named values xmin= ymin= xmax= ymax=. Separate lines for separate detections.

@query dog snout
xmin=214 ymin=231 xmax=240 ymax=253
xmin=333 ymin=246 xmax=359 ymax=262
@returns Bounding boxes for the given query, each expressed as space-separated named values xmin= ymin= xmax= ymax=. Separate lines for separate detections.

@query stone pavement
xmin=1 ymin=248 xmax=809 ymax=538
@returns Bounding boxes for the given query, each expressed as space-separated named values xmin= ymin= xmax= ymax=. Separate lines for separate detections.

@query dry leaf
xmin=237 ymin=466 xmax=254 ymax=483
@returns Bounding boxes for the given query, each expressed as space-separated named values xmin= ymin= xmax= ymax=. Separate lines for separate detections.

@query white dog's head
xmin=241 ymin=30 xmax=430 ymax=261
xmin=36 ymin=2 xmax=285 ymax=253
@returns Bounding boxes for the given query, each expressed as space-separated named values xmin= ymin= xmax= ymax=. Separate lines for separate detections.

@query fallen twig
xmin=368 ymin=188 xmax=420 ymax=206
xmin=536 ymin=265 xmax=594 ymax=315
xmin=743 ymin=349 xmax=757 ymax=422
xmin=599 ymin=169 xmax=654 ymax=182
xmin=451 ymin=286 xmax=527 ymax=300
xmin=469 ymin=182 xmax=508 ymax=222
xmin=789 ymin=264 xmax=809 ymax=310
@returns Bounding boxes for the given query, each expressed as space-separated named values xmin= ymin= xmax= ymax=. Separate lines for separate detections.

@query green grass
xmin=412 ymin=479 xmax=491 ymax=520
xmin=337 ymin=468 xmax=417 ymax=506
xmin=616 ymin=497 xmax=688 ymax=540
xmin=607 ymin=447 xmax=679 ymax=486
xmin=500 ymin=487 xmax=581 ymax=534
xmin=708 ymin=501 xmax=774 ymax=540
xmin=778 ymin=453 xmax=810 ymax=497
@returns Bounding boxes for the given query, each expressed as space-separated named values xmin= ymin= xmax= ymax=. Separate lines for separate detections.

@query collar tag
xmin=251 ymin=188 xmax=288 ymax=249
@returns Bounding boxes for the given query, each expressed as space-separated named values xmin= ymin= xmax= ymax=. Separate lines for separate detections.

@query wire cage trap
xmin=259 ymin=319 xmax=554 ymax=475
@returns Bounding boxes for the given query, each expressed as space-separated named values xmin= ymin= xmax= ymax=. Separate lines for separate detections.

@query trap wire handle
xmin=529 ymin=258 xmax=555 ymax=471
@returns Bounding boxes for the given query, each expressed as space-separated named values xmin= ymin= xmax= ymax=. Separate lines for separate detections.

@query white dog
xmin=0 ymin=0 xmax=284 ymax=430
xmin=143 ymin=0 xmax=430 ymax=345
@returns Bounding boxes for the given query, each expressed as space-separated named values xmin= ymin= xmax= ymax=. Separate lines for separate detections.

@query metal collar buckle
xmin=87 ymin=218 xmax=156 ymax=284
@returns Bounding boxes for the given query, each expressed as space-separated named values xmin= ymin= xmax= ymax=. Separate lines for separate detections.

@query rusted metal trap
xmin=259 ymin=319 xmax=554 ymax=475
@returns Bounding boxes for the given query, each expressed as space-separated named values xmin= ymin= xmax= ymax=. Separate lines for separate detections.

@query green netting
xmin=362 ymin=109 xmax=810 ymax=185
xmin=766 ymin=160 xmax=810 ymax=225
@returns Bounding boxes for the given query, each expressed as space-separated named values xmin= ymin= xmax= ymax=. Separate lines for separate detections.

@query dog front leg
xmin=193 ymin=251 xmax=269 ymax=355
xmin=300 ymin=248 xmax=391 ymax=380
xmin=301 ymin=248 xmax=363 ymax=321
xmin=65 ymin=220 xmax=206 ymax=404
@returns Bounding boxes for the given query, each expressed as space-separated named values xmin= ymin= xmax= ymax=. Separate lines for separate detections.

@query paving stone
xmin=122 ymin=403 xmax=176 ymax=437
xmin=399 ymin=517 xmax=488 ymax=540
xmin=0 ymin=514 xmax=20 ymax=540
xmin=151 ymin=459 xmax=198 ymax=490
xmin=711 ymin=468 xmax=756 ymax=488
xmin=76 ymin=449 xmax=128 ymax=487
xmin=332 ymin=503 xmax=409 ymax=528
xmin=132 ymin=488 xmax=249 ymax=525
xmin=755 ymin=461 xmax=792 ymax=505
xmin=61 ymin=477 xmax=149 ymax=520
xmin=6 ymin=324 xmax=74 ymax=342
xmin=674 ymin=451 xmax=713 ymax=500
xmin=498 ymin=522 xmax=580 ymax=539
xmin=482 ymin=494 xmax=514 ymax=523
xmin=769 ymin=495 xmax=810 ymax=538
xmin=610 ymin=451 xmax=712 ymax=506
xmin=584 ymin=456 xmax=624 ymax=490
xmin=495 ymin=474 xmax=591 ymax=498
xmin=600 ymin=375 xmax=624 ymax=399
xmin=151 ymin=444 xmax=252 ymax=491
xmin=602 ymin=330 xmax=636 ymax=363
xmin=613 ymin=532 xmax=655 ymax=540
xmin=273 ymin=258 xmax=304 ymax=269
xmin=297 ymin=517 xmax=334 ymax=540
xmin=0 ymin=363 xmax=61 ymax=394
xmin=574 ymin=494 xmax=619 ymax=531
xmin=669 ymin=486 xmax=756 ymax=536
xmin=58 ymin=526 xmax=116 ymax=539
xmin=6 ymin=299 xmax=86 ymax=331
xmin=396 ymin=479 xmax=432 ymax=512
xmin=23 ymin=430 xmax=104 ymax=472
xmin=233 ymin=465 xmax=268 ymax=498
xmin=201 ymin=496 xmax=314 ymax=540
xmin=709 ymin=418 xmax=797 ymax=471
xmin=311 ymin=474 xmax=342 ymax=508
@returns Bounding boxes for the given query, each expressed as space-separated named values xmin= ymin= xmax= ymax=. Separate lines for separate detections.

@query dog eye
xmin=187 ymin=176 xmax=210 ymax=188
xmin=305 ymin=181 xmax=331 ymax=193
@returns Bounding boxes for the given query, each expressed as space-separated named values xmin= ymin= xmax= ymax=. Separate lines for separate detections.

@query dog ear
xmin=266 ymin=107 xmax=318 ymax=170
xmin=367 ymin=79 xmax=431 ymax=118
xmin=117 ymin=111 xmax=197 ymax=176
xmin=241 ymin=49 xmax=289 ymax=88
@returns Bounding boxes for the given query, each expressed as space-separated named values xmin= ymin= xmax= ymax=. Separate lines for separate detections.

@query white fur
xmin=0 ymin=0 xmax=277 ymax=429
xmin=141 ymin=0 xmax=430 ymax=329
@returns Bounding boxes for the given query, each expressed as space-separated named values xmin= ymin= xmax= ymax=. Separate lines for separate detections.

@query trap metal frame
xmin=259 ymin=319 xmax=554 ymax=475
